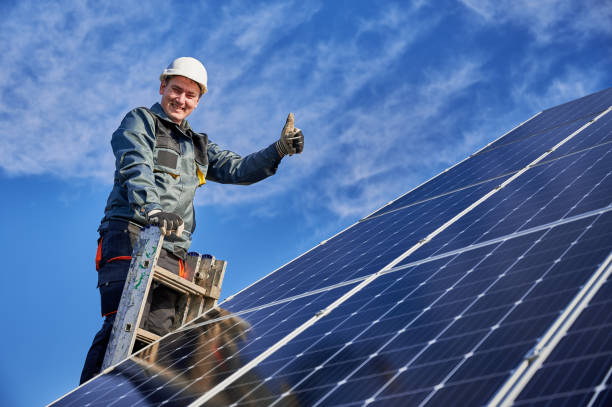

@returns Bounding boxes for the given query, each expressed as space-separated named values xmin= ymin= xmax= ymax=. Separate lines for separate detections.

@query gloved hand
xmin=275 ymin=112 xmax=304 ymax=157
xmin=147 ymin=210 xmax=185 ymax=237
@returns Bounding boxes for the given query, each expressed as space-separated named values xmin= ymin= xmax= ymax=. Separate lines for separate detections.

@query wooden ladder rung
xmin=153 ymin=265 xmax=207 ymax=296
xmin=136 ymin=328 xmax=161 ymax=344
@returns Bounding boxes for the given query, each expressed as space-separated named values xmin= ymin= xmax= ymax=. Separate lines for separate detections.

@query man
xmin=80 ymin=57 xmax=304 ymax=383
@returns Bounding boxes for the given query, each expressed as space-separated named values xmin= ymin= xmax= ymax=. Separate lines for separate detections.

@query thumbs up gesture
xmin=275 ymin=112 xmax=304 ymax=157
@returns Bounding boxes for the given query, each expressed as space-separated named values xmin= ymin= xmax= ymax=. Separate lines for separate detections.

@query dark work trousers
xmin=80 ymin=221 xmax=183 ymax=385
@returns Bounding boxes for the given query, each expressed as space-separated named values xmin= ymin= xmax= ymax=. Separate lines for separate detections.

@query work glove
xmin=275 ymin=112 xmax=304 ymax=157
xmin=146 ymin=210 xmax=185 ymax=237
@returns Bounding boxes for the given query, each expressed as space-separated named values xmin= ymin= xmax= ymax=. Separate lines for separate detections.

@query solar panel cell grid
xmin=545 ymin=110 xmax=612 ymax=161
xmin=539 ymin=86 xmax=612 ymax=127
xmin=513 ymin=280 xmax=612 ymax=406
xmin=368 ymin=117 xmax=592 ymax=218
xmin=205 ymin=249 xmax=499 ymax=404
xmin=52 ymin=284 xmax=357 ymax=407
xmin=207 ymin=208 xmax=612 ymax=406
xmin=482 ymin=86 xmax=612 ymax=152
xmin=401 ymin=140 xmax=612 ymax=264
xmin=224 ymin=177 xmax=508 ymax=311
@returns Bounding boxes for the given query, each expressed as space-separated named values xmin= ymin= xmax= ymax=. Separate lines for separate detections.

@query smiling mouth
xmin=168 ymin=104 xmax=186 ymax=116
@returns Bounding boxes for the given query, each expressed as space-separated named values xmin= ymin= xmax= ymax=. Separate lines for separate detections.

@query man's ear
xmin=159 ymin=81 xmax=166 ymax=95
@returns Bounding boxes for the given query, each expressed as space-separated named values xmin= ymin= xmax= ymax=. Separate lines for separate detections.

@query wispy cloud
xmin=513 ymin=68 xmax=606 ymax=115
xmin=0 ymin=1 xmax=318 ymax=179
xmin=0 ymin=1 xmax=168 ymax=178
xmin=305 ymin=59 xmax=486 ymax=218
xmin=0 ymin=0 xmax=610 ymax=225
xmin=458 ymin=0 xmax=612 ymax=44
xmin=183 ymin=2 xmax=447 ymax=217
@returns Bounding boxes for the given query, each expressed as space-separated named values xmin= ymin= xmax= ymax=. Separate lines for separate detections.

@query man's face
xmin=159 ymin=75 xmax=201 ymax=124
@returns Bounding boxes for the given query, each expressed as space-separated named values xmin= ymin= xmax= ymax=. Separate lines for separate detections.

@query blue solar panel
xmin=482 ymin=86 xmax=612 ymax=152
xmin=224 ymin=176 xmax=508 ymax=311
xmin=512 ymin=280 xmax=612 ymax=406
xmin=403 ymin=140 xmax=612 ymax=263
xmin=540 ymin=86 xmax=612 ymax=125
xmin=51 ymin=87 xmax=612 ymax=407
xmin=368 ymin=114 xmax=594 ymax=218
xmin=204 ymin=211 xmax=612 ymax=406
xmin=52 ymin=284 xmax=358 ymax=406
xmin=546 ymin=108 xmax=612 ymax=161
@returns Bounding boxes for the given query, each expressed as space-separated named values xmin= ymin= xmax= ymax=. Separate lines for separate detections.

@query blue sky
xmin=0 ymin=0 xmax=611 ymax=405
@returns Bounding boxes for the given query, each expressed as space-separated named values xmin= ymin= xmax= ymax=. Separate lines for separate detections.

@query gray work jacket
xmin=100 ymin=103 xmax=282 ymax=257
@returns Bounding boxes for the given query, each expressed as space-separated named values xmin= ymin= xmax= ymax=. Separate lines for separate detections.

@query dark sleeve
xmin=205 ymin=140 xmax=283 ymax=185
xmin=111 ymin=108 xmax=163 ymax=215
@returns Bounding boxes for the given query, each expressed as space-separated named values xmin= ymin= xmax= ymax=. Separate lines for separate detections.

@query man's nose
xmin=176 ymin=93 xmax=186 ymax=104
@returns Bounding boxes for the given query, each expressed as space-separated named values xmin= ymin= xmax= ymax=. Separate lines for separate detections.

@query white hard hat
xmin=160 ymin=57 xmax=208 ymax=95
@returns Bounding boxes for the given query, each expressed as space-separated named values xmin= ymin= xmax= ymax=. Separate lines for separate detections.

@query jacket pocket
xmin=154 ymin=127 xmax=181 ymax=174
xmin=156 ymin=150 xmax=179 ymax=170
xmin=97 ymin=228 xmax=134 ymax=286
xmin=154 ymin=145 xmax=181 ymax=177
xmin=155 ymin=127 xmax=181 ymax=154
xmin=192 ymin=132 xmax=209 ymax=166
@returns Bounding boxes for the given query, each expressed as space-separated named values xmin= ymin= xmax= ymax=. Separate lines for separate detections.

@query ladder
xmin=101 ymin=226 xmax=227 ymax=370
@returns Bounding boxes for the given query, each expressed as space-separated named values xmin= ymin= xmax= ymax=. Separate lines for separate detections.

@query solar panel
xmin=205 ymin=212 xmax=612 ymax=406
xmin=405 ymin=141 xmax=612 ymax=262
xmin=224 ymin=176 xmax=509 ymax=310
xmin=50 ymin=86 xmax=612 ymax=407
xmin=482 ymin=86 xmax=612 ymax=152
xmin=511 ymin=281 xmax=612 ymax=406
xmin=367 ymin=116 xmax=593 ymax=218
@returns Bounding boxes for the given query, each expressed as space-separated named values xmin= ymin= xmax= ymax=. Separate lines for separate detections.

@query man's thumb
xmin=284 ymin=112 xmax=295 ymax=130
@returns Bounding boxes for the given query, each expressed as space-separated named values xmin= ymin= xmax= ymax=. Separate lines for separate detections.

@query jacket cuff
xmin=139 ymin=203 xmax=163 ymax=218
xmin=271 ymin=141 xmax=285 ymax=160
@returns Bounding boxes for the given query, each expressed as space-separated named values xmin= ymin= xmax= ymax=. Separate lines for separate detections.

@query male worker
xmin=80 ymin=57 xmax=304 ymax=383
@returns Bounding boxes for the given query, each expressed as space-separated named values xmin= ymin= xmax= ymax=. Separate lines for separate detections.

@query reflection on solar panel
xmin=51 ymin=86 xmax=612 ymax=406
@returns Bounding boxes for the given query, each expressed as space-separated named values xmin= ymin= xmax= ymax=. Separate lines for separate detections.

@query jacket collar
xmin=149 ymin=102 xmax=193 ymax=131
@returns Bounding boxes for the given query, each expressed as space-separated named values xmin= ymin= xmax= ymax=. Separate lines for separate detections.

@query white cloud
xmin=305 ymin=59 xmax=486 ymax=218
xmin=512 ymin=67 xmax=606 ymax=114
xmin=0 ymin=1 xmax=318 ymax=180
xmin=458 ymin=0 xmax=612 ymax=44
xmin=1 ymin=0 xmax=610 ymax=223
xmin=186 ymin=2 xmax=445 ymax=216
xmin=0 ymin=1 xmax=167 ymax=178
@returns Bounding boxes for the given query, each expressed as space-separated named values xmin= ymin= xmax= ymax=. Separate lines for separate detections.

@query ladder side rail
xmin=101 ymin=226 xmax=164 ymax=370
